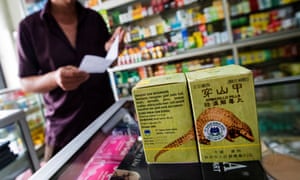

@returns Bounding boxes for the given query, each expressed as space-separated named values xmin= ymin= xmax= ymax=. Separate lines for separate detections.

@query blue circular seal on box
xmin=203 ymin=121 xmax=227 ymax=142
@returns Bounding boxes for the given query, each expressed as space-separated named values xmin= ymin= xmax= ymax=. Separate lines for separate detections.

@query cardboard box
xmin=132 ymin=73 xmax=198 ymax=163
xmin=186 ymin=65 xmax=261 ymax=162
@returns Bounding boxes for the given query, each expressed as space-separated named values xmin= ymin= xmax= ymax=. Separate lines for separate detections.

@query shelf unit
xmin=254 ymin=75 xmax=300 ymax=86
xmin=94 ymin=0 xmax=300 ymax=101
xmin=108 ymin=29 xmax=300 ymax=73
xmin=109 ymin=43 xmax=233 ymax=72
xmin=97 ymin=0 xmax=136 ymax=10
xmin=16 ymin=1 xmax=300 ymax=101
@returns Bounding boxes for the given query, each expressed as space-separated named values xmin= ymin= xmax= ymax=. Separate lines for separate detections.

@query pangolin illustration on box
xmin=154 ymin=107 xmax=255 ymax=161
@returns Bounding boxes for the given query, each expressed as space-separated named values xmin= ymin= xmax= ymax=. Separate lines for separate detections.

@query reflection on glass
xmin=256 ymin=82 xmax=300 ymax=159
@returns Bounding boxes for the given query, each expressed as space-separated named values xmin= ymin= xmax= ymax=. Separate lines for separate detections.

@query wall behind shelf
xmin=0 ymin=0 xmax=24 ymax=89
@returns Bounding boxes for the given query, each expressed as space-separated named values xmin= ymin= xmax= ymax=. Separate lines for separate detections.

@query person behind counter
xmin=17 ymin=0 xmax=125 ymax=161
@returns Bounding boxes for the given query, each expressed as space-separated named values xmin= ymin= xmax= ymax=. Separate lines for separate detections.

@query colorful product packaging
xmin=185 ymin=65 xmax=261 ymax=162
xmin=77 ymin=160 xmax=119 ymax=180
xmin=95 ymin=135 xmax=137 ymax=161
xmin=132 ymin=73 xmax=199 ymax=163
xmin=77 ymin=135 xmax=137 ymax=180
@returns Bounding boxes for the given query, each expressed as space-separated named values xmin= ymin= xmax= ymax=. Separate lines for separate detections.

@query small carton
xmin=185 ymin=65 xmax=261 ymax=162
xmin=132 ymin=73 xmax=199 ymax=163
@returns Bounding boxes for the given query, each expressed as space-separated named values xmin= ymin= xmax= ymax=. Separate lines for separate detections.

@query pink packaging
xmin=77 ymin=160 xmax=119 ymax=180
xmin=77 ymin=135 xmax=137 ymax=179
xmin=95 ymin=135 xmax=136 ymax=161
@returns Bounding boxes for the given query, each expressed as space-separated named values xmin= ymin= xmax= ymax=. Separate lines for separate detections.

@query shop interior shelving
xmin=94 ymin=0 xmax=136 ymax=10
xmin=108 ymin=43 xmax=232 ymax=72
xmin=16 ymin=0 xmax=300 ymax=101
xmin=22 ymin=0 xmax=300 ymax=100
xmin=108 ymin=29 xmax=300 ymax=72
xmin=88 ymin=0 xmax=300 ymax=101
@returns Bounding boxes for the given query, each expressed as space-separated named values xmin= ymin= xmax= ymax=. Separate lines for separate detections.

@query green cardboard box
xmin=185 ymin=65 xmax=261 ymax=162
xmin=132 ymin=73 xmax=199 ymax=163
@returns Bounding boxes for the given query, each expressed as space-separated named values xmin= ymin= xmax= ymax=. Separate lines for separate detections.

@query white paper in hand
xmin=105 ymin=35 xmax=119 ymax=61
xmin=79 ymin=55 xmax=110 ymax=73
xmin=79 ymin=36 xmax=119 ymax=73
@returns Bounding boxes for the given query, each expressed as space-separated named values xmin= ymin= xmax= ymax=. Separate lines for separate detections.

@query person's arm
xmin=20 ymin=65 xmax=90 ymax=93
xmin=20 ymin=72 xmax=57 ymax=93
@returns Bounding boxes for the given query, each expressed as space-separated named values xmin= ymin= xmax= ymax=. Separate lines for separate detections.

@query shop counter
xmin=29 ymin=98 xmax=272 ymax=180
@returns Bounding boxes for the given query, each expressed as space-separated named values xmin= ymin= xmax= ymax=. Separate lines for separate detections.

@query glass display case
xmin=0 ymin=109 xmax=40 ymax=180
xmin=256 ymin=80 xmax=300 ymax=180
xmin=256 ymin=80 xmax=300 ymax=160
xmin=0 ymin=88 xmax=45 ymax=150
xmin=0 ymin=89 xmax=45 ymax=179
xmin=29 ymin=97 xmax=273 ymax=180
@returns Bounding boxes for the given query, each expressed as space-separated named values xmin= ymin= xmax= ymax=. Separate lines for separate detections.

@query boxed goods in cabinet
xmin=132 ymin=73 xmax=198 ymax=163
xmin=186 ymin=65 xmax=261 ymax=162
xmin=0 ymin=89 xmax=45 ymax=149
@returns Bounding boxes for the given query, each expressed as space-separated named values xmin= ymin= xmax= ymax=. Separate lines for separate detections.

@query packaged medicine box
xmin=132 ymin=73 xmax=198 ymax=163
xmin=185 ymin=65 xmax=261 ymax=162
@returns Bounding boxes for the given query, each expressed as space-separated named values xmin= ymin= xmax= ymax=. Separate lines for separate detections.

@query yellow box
xmin=185 ymin=65 xmax=261 ymax=162
xmin=132 ymin=73 xmax=199 ymax=163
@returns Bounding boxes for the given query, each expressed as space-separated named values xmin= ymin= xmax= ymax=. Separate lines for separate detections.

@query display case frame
xmin=29 ymin=97 xmax=131 ymax=179
xmin=0 ymin=109 xmax=40 ymax=179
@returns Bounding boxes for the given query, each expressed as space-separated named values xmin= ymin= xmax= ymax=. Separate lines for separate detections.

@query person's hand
xmin=105 ymin=27 xmax=125 ymax=52
xmin=54 ymin=65 xmax=90 ymax=91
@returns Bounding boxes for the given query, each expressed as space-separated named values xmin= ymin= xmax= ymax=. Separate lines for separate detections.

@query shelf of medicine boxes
xmin=94 ymin=0 xmax=201 ymax=17
xmin=103 ymin=1 xmax=226 ymax=45
xmin=105 ymin=0 xmax=223 ymax=45
xmin=102 ymin=0 xmax=300 ymax=99
xmin=229 ymin=1 xmax=300 ymax=40
xmin=89 ymin=0 xmax=136 ymax=11
xmin=229 ymin=0 xmax=300 ymax=18
xmin=229 ymin=0 xmax=300 ymax=84
xmin=107 ymin=28 xmax=300 ymax=99
xmin=124 ymin=18 xmax=226 ymax=45
xmin=236 ymin=36 xmax=300 ymax=86
xmin=101 ymin=0 xmax=225 ymax=94
xmin=107 ymin=44 xmax=233 ymax=100
xmin=107 ymin=0 xmax=200 ymax=28
xmin=0 ymin=88 xmax=45 ymax=149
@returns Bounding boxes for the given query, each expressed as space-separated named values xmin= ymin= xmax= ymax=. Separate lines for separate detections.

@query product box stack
xmin=132 ymin=65 xmax=261 ymax=164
